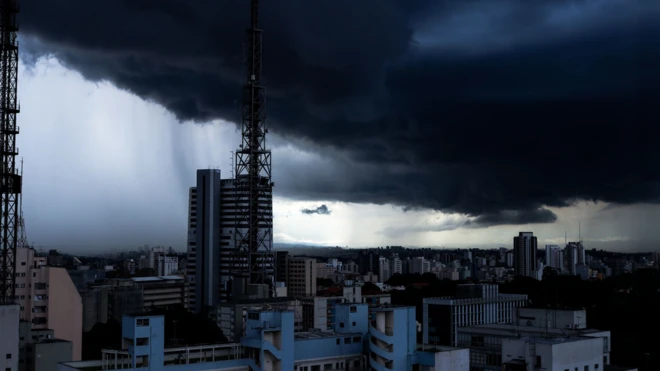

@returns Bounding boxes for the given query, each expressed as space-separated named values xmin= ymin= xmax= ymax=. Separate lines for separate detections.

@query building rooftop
xmin=519 ymin=336 xmax=598 ymax=345
xmin=39 ymin=338 xmax=71 ymax=344
xmin=294 ymin=331 xmax=363 ymax=340
xmin=130 ymin=276 xmax=183 ymax=282
xmin=458 ymin=323 xmax=609 ymax=337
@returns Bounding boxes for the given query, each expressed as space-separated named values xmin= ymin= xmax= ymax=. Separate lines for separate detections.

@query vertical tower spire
xmin=0 ymin=0 xmax=21 ymax=305
xmin=232 ymin=0 xmax=274 ymax=297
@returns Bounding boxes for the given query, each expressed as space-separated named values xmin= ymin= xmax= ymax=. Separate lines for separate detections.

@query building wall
xmin=186 ymin=187 xmax=197 ymax=311
xmin=432 ymin=348 xmax=470 ymax=371
xmin=502 ymin=337 xmax=603 ymax=371
xmin=32 ymin=341 xmax=73 ymax=371
xmin=194 ymin=169 xmax=222 ymax=313
xmin=516 ymin=308 xmax=587 ymax=330
xmin=423 ymin=287 xmax=528 ymax=346
xmin=47 ymin=268 xmax=83 ymax=360
xmin=0 ymin=304 xmax=20 ymax=371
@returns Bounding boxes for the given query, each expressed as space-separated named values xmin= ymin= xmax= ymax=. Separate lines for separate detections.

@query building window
xmin=137 ymin=318 xmax=150 ymax=327
xmin=350 ymin=306 xmax=357 ymax=313
xmin=352 ymin=322 xmax=356 ymax=326
xmin=339 ymin=322 xmax=344 ymax=328
xmin=336 ymin=339 xmax=340 ymax=345
xmin=5 ymin=354 xmax=11 ymax=359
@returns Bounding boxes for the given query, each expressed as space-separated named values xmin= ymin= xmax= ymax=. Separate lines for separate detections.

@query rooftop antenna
xmin=579 ymin=222 xmax=581 ymax=243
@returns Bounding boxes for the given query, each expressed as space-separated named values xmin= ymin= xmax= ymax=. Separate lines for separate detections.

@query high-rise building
xmin=286 ymin=257 xmax=317 ymax=297
xmin=13 ymin=248 xmax=82 ymax=360
xmin=545 ymin=245 xmax=562 ymax=270
xmin=565 ymin=242 xmax=580 ymax=275
xmin=391 ymin=254 xmax=403 ymax=275
xmin=378 ymin=257 xmax=391 ymax=282
xmin=513 ymin=232 xmax=538 ymax=278
xmin=185 ymin=187 xmax=197 ymax=310
xmin=186 ymin=169 xmax=274 ymax=313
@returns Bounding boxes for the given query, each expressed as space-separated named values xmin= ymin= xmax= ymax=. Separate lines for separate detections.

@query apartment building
xmin=287 ymin=257 xmax=316 ymax=297
xmin=14 ymin=248 xmax=82 ymax=360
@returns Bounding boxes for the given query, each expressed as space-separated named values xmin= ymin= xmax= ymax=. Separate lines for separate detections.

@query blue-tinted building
xmin=59 ymin=305 xmax=468 ymax=371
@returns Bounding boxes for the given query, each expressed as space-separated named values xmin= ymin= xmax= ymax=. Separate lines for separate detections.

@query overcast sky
xmin=14 ymin=0 xmax=660 ymax=254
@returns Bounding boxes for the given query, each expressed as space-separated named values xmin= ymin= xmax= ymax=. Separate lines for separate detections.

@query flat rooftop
xmin=294 ymin=331 xmax=363 ymax=340
xmin=457 ymin=323 xmax=608 ymax=337
xmin=525 ymin=336 xmax=598 ymax=345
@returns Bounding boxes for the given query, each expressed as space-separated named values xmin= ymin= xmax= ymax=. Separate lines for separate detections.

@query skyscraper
xmin=513 ymin=232 xmax=538 ymax=278
xmin=186 ymin=170 xmax=274 ymax=313
xmin=545 ymin=245 xmax=562 ymax=270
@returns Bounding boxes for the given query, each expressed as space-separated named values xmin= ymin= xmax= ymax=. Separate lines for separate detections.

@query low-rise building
xmin=423 ymin=284 xmax=528 ymax=347
xmin=60 ymin=304 xmax=467 ymax=371
xmin=502 ymin=336 xmax=603 ymax=371
xmin=18 ymin=322 xmax=73 ymax=371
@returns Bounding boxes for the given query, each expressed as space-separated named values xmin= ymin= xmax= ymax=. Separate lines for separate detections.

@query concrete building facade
xmin=186 ymin=170 xmax=274 ymax=313
xmin=513 ymin=232 xmax=538 ymax=278
xmin=286 ymin=257 xmax=316 ymax=297
xmin=13 ymin=248 xmax=82 ymax=360
xmin=0 ymin=304 xmax=19 ymax=371
xmin=502 ymin=336 xmax=603 ymax=371
xmin=60 ymin=303 xmax=467 ymax=371
xmin=422 ymin=284 xmax=528 ymax=347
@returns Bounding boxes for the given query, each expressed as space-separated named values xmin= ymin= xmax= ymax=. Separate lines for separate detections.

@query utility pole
xmin=0 ymin=0 xmax=21 ymax=305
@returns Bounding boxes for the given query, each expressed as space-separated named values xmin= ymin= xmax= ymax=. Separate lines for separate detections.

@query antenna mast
xmin=0 ymin=0 xmax=21 ymax=305
xmin=232 ymin=0 xmax=274 ymax=298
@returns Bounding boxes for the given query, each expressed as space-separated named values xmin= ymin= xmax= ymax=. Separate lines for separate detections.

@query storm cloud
xmin=18 ymin=0 xmax=660 ymax=227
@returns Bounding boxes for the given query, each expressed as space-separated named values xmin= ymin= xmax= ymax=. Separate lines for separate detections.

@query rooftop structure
xmin=423 ymin=284 xmax=528 ymax=347
xmin=61 ymin=304 xmax=467 ymax=371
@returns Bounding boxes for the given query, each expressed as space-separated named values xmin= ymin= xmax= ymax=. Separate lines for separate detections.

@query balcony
xmin=369 ymin=320 xmax=393 ymax=344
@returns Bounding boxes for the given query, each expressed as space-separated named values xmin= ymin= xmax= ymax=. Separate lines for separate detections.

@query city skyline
xmin=12 ymin=0 xmax=660 ymax=253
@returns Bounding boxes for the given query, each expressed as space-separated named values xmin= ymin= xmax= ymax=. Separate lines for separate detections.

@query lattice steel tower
xmin=232 ymin=0 xmax=274 ymax=296
xmin=0 ymin=0 xmax=20 ymax=305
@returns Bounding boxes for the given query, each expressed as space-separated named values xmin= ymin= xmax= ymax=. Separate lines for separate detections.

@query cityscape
xmin=1 ymin=1 xmax=659 ymax=371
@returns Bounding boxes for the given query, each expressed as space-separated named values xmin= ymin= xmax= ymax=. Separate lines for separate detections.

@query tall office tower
xmin=577 ymin=242 xmax=586 ymax=265
xmin=545 ymin=245 xmax=562 ymax=269
xmin=186 ymin=170 xmax=274 ymax=313
xmin=286 ymin=257 xmax=316 ymax=297
xmin=565 ymin=242 xmax=580 ymax=275
xmin=188 ymin=170 xmax=223 ymax=314
xmin=513 ymin=232 xmax=538 ymax=278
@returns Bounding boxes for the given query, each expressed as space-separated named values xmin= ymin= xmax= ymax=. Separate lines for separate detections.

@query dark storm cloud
xmin=18 ymin=0 xmax=660 ymax=227
xmin=301 ymin=205 xmax=331 ymax=216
